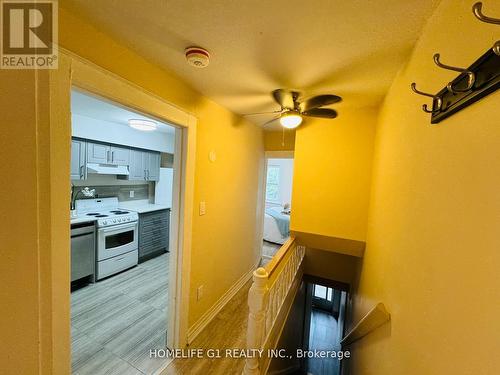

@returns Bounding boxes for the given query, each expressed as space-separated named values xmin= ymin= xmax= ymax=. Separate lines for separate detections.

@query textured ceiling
xmin=61 ymin=0 xmax=440 ymax=128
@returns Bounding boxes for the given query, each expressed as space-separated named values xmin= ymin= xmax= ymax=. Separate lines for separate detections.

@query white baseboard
xmin=187 ymin=266 xmax=255 ymax=344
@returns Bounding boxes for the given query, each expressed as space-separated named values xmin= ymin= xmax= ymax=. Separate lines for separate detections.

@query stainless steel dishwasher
xmin=71 ymin=222 xmax=95 ymax=282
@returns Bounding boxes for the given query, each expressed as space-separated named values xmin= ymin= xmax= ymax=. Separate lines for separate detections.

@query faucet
xmin=71 ymin=186 xmax=96 ymax=210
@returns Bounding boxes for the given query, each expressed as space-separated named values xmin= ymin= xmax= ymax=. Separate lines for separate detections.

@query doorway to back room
xmin=261 ymin=155 xmax=294 ymax=265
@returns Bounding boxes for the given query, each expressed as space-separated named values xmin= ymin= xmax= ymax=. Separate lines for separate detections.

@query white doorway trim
xmin=257 ymin=150 xmax=295 ymax=259
xmin=49 ymin=50 xmax=196 ymax=372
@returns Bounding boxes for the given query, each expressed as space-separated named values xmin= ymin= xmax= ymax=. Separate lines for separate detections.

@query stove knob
xmin=102 ymin=220 xmax=107 ymax=225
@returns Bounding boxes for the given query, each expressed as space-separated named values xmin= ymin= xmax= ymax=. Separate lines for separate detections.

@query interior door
xmin=312 ymin=284 xmax=334 ymax=312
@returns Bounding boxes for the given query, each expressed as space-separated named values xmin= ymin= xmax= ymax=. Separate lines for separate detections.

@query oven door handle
xmin=98 ymin=222 xmax=137 ymax=234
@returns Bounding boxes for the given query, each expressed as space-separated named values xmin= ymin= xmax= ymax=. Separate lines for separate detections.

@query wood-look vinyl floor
xmin=306 ymin=309 xmax=341 ymax=375
xmin=261 ymin=240 xmax=281 ymax=266
xmin=71 ymin=253 xmax=170 ymax=375
xmin=161 ymin=281 xmax=252 ymax=375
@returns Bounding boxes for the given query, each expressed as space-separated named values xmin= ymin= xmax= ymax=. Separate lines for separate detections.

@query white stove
xmin=75 ymin=197 xmax=138 ymax=227
xmin=75 ymin=198 xmax=139 ymax=280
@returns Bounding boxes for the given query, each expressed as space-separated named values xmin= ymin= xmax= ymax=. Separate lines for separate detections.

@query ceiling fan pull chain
xmin=282 ymin=127 xmax=285 ymax=147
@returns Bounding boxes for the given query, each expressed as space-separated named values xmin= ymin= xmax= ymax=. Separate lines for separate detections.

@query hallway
xmin=162 ymin=281 xmax=251 ymax=374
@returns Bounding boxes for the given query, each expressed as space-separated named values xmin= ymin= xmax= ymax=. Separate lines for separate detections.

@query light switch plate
xmin=199 ymin=201 xmax=206 ymax=215
xmin=197 ymin=285 xmax=204 ymax=301
xmin=129 ymin=190 xmax=134 ymax=198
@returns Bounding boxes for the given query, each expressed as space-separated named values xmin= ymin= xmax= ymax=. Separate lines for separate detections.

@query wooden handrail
xmin=341 ymin=302 xmax=390 ymax=346
xmin=244 ymin=238 xmax=305 ymax=375
xmin=264 ymin=236 xmax=295 ymax=276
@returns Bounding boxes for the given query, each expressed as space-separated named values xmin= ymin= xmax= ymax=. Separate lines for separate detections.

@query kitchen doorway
xmin=259 ymin=151 xmax=294 ymax=266
xmin=67 ymin=78 xmax=191 ymax=374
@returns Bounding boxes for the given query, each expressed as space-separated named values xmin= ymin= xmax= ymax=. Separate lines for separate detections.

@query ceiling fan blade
xmin=302 ymin=108 xmax=338 ymax=119
xmin=272 ymin=89 xmax=299 ymax=110
xmin=300 ymin=94 xmax=342 ymax=112
xmin=261 ymin=116 xmax=280 ymax=128
xmin=243 ymin=110 xmax=282 ymax=116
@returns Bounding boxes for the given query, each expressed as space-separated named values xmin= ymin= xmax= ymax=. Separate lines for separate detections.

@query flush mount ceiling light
xmin=279 ymin=111 xmax=303 ymax=129
xmin=128 ymin=119 xmax=157 ymax=131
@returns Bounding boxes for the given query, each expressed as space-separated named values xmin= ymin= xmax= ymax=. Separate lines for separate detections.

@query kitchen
xmin=70 ymin=89 xmax=176 ymax=374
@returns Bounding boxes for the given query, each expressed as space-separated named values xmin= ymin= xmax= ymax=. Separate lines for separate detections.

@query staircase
xmin=243 ymin=237 xmax=305 ymax=374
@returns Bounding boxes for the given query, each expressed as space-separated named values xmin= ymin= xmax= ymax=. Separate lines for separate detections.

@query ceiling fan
xmin=245 ymin=89 xmax=342 ymax=129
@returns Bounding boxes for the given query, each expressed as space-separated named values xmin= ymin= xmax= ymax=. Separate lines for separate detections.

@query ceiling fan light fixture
xmin=280 ymin=112 xmax=303 ymax=129
xmin=128 ymin=119 xmax=157 ymax=131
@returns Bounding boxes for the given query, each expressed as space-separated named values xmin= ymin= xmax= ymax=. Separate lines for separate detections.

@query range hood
xmin=86 ymin=163 xmax=129 ymax=175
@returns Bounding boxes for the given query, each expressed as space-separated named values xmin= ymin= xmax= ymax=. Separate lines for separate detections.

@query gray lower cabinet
xmin=138 ymin=209 xmax=170 ymax=261
xmin=71 ymin=139 xmax=86 ymax=180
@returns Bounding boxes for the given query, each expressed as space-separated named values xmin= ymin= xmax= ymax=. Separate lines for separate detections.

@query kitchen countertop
xmin=70 ymin=200 xmax=170 ymax=224
xmin=70 ymin=216 xmax=97 ymax=225
xmin=119 ymin=200 xmax=171 ymax=214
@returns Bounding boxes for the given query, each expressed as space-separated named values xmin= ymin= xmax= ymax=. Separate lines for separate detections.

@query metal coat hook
xmin=433 ymin=54 xmax=476 ymax=93
xmin=473 ymin=2 xmax=500 ymax=24
xmin=473 ymin=2 xmax=500 ymax=56
xmin=493 ymin=42 xmax=500 ymax=55
xmin=410 ymin=83 xmax=443 ymax=114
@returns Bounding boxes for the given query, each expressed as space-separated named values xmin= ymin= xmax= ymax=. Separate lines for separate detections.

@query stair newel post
xmin=243 ymin=267 xmax=269 ymax=375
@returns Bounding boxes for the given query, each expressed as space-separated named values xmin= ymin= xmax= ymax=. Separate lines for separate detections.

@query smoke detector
xmin=185 ymin=47 xmax=210 ymax=68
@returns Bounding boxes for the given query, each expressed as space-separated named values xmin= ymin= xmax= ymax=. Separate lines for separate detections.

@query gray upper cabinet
xmin=86 ymin=142 xmax=130 ymax=166
xmin=74 ymin=138 xmax=160 ymax=181
xmin=146 ymin=152 xmax=160 ymax=181
xmin=87 ymin=142 xmax=110 ymax=164
xmin=71 ymin=139 xmax=86 ymax=180
xmin=109 ymin=146 xmax=130 ymax=166
xmin=126 ymin=150 xmax=161 ymax=181
xmin=128 ymin=149 xmax=146 ymax=180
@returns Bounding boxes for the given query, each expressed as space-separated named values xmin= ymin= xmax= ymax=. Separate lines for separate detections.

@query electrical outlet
xmin=197 ymin=285 xmax=204 ymax=301
xmin=129 ymin=190 xmax=135 ymax=198
xmin=199 ymin=201 xmax=206 ymax=216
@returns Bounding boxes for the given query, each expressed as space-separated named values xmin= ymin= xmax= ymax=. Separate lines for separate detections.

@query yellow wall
xmin=264 ymin=130 xmax=296 ymax=151
xmin=0 ymin=7 xmax=263 ymax=373
xmin=58 ymin=6 xmax=264 ymax=328
xmin=0 ymin=70 xmax=43 ymax=374
xmin=351 ymin=0 xmax=500 ymax=373
xmin=291 ymin=109 xmax=377 ymax=242
xmin=303 ymin=248 xmax=359 ymax=286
